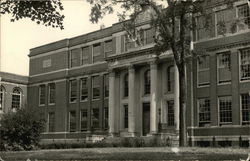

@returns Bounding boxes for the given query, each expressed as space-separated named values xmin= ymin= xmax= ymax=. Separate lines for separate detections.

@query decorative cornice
xmin=206 ymin=40 xmax=250 ymax=52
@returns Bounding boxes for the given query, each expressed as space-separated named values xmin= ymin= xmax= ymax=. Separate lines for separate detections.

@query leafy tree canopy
xmin=0 ymin=0 xmax=65 ymax=29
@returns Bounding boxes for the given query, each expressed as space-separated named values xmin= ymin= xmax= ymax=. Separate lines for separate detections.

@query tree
xmin=0 ymin=0 xmax=65 ymax=29
xmin=0 ymin=108 xmax=45 ymax=151
xmin=87 ymin=0 xmax=206 ymax=147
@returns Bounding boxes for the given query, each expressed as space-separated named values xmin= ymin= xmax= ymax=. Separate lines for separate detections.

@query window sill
xmin=48 ymin=103 xmax=55 ymax=106
xmin=80 ymin=99 xmax=88 ymax=103
xmin=69 ymin=101 xmax=77 ymax=104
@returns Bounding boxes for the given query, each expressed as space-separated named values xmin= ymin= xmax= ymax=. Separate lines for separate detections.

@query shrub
xmin=0 ymin=108 xmax=45 ymax=151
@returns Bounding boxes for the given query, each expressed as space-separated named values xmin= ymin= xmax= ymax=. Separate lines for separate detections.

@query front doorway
xmin=142 ymin=103 xmax=150 ymax=136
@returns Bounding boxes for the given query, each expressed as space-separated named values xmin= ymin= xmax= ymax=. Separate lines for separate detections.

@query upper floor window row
xmin=196 ymin=3 xmax=250 ymax=41
xmin=70 ymin=40 xmax=113 ymax=68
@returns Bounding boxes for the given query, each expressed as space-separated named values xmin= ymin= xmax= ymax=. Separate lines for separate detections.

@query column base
xmin=127 ymin=132 xmax=138 ymax=137
xmin=149 ymin=131 xmax=159 ymax=136
xmin=109 ymin=132 xmax=119 ymax=137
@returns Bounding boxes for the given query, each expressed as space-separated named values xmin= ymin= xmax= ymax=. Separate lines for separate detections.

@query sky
xmin=0 ymin=0 xmax=119 ymax=76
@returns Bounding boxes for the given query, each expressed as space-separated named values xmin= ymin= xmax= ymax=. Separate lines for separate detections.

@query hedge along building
xmin=0 ymin=72 xmax=28 ymax=117
xmin=28 ymin=0 xmax=250 ymax=146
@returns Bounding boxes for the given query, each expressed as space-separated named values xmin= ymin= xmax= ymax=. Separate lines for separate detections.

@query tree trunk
xmin=178 ymin=63 xmax=187 ymax=147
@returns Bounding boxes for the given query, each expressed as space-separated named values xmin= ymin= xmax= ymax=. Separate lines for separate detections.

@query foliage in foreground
xmin=0 ymin=108 xmax=45 ymax=151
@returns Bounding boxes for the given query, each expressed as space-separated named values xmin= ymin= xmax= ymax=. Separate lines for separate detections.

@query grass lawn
xmin=0 ymin=147 xmax=249 ymax=161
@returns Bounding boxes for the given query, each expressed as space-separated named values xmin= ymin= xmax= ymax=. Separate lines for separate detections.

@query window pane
xmin=240 ymin=48 xmax=250 ymax=80
xmin=145 ymin=28 xmax=155 ymax=44
xmin=93 ymin=43 xmax=102 ymax=63
xmin=167 ymin=100 xmax=175 ymax=126
xmin=69 ymin=111 xmax=76 ymax=132
xmin=39 ymin=85 xmax=46 ymax=105
xmin=198 ymin=56 xmax=210 ymax=86
xmin=217 ymin=52 xmax=231 ymax=83
xmin=104 ymin=107 xmax=109 ymax=130
xmin=105 ymin=40 xmax=113 ymax=57
xmin=71 ymin=49 xmax=80 ymax=67
xmin=216 ymin=9 xmax=233 ymax=35
xmin=12 ymin=88 xmax=21 ymax=109
xmin=144 ymin=70 xmax=150 ymax=94
xmin=104 ymin=74 xmax=109 ymax=98
xmin=92 ymin=108 xmax=99 ymax=129
xmin=70 ymin=80 xmax=77 ymax=102
xmin=92 ymin=76 xmax=100 ymax=100
xmin=49 ymin=83 xmax=55 ymax=104
xmin=198 ymin=98 xmax=210 ymax=127
xmin=237 ymin=4 xmax=250 ymax=31
xmin=241 ymin=94 xmax=250 ymax=125
xmin=219 ymin=96 xmax=232 ymax=125
xmin=80 ymin=78 xmax=88 ymax=101
xmin=167 ymin=66 xmax=175 ymax=92
xmin=82 ymin=47 xmax=89 ymax=65
xmin=124 ymin=73 xmax=129 ymax=97
xmin=80 ymin=109 xmax=88 ymax=131
xmin=48 ymin=112 xmax=55 ymax=132
xmin=124 ymin=105 xmax=128 ymax=129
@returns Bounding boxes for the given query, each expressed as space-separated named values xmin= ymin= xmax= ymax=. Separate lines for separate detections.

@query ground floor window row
xmin=198 ymin=94 xmax=250 ymax=127
xmin=0 ymin=85 xmax=23 ymax=111
xmin=47 ymin=107 xmax=109 ymax=132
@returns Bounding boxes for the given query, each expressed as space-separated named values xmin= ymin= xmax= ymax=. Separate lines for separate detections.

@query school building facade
xmin=27 ymin=0 xmax=250 ymax=146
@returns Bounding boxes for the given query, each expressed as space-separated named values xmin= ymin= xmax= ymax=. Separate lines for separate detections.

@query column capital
xmin=149 ymin=58 xmax=159 ymax=66
xmin=128 ymin=64 xmax=135 ymax=71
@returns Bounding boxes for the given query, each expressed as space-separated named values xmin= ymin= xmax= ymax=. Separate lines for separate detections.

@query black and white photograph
xmin=0 ymin=0 xmax=249 ymax=160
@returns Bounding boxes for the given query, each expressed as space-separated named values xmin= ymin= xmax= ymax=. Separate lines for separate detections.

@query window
xmin=196 ymin=15 xmax=212 ymax=40
xmin=197 ymin=56 xmax=210 ymax=86
xmin=12 ymin=88 xmax=21 ymax=109
xmin=81 ymin=47 xmax=89 ymax=65
xmin=217 ymin=52 xmax=231 ymax=83
xmin=70 ymin=49 xmax=80 ymax=67
xmin=104 ymin=40 xmax=113 ymax=57
xmin=240 ymin=48 xmax=250 ymax=80
xmin=69 ymin=111 xmax=76 ymax=132
xmin=104 ymin=74 xmax=109 ymax=98
xmin=124 ymin=73 xmax=129 ymax=97
xmin=241 ymin=94 xmax=250 ymax=125
xmin=237 ymin=4 xmax=250 ymax=31
xmin=70 ymin=80 xmax=77 ymax=103
xmin=104 ymin=106 xmax=109 ymax=130
xmin=219 ymin=96 xmax=232 ymax=125
xmin=48 ymin=112 xmax=55 ymax=132
xmin=80 ymin=78 xmax=88 ymax=101
xmin=0 ymin=86 xmax=5 ymax=111
xmin=198 ymin=98 xmax=211 ymax=127
xmin=125 ymin=35 xmax=136 ymax=51
xmin=48 ymin=83 xmax=55 ymax=104
xmin=80 ymin=109 xmax=88 ymax=131
xmin=92 ymin=76 xmax=100 ymax=100
xmin=39 ymin=85 xmax=46 ymax=106
xmin=92 ymin=108 xmax=99 ymax=129
xmin=124 ymin=104 xmax=128 ymax=129
xmin=167 ymin=66 xmax=175 ymax=92
xmin=144 ymin=69 xmax=150 ymax=94
xmin=145 ymin=28 xmax=155 ymax=44
xmin=216 ymin=9 xmax=233 ymax=36
xmin=93 ymin=43 xmax=102 ymax=63
xmin=167 ymin=100 xmax=175 ymax=126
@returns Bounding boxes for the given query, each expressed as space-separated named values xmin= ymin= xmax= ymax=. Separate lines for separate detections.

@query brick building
xmin=27 ymin=0 xmax=250 ymax=146
xmin=0 ymin=72 xmax=28 ymax=117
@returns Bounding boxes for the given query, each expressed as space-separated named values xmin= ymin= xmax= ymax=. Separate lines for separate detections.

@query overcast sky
xmin=0 ymin=0 xmax=119 ymax=76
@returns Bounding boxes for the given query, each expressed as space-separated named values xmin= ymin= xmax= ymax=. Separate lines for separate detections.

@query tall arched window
xmin=167 ymin=66 xmax=175 ymax=92
xmin=0 ymin=86 xmax=5 ymax=111
xmin=12 ymin=88 xmax=22 ymax=109
xmin=144 ymin=69 xmax=151 ymax=94
xmin=124 ymin=73 xmax=129 ymax=97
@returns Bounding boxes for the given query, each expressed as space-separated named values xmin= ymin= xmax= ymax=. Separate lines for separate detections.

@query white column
xmin=174 ymin=64 xmax=180 ymax=131
xmin=128 ymin=65 xmax=136 ymax=136
xmin=108 ymin=70 xmax=117 ymax=136
xmin=150 ymin=61 xmax=158 ymax=134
